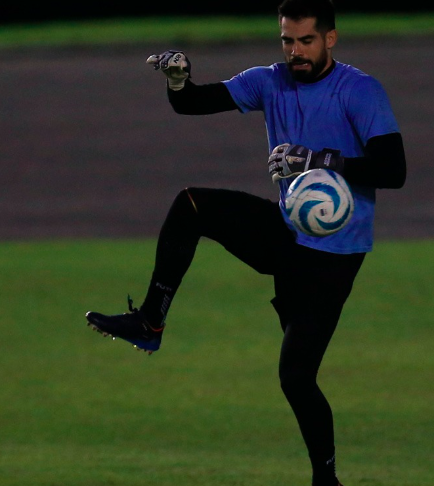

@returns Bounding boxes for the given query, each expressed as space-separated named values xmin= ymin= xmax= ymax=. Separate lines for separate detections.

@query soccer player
xmin=85 ymin=1 xmax=406 ymax=485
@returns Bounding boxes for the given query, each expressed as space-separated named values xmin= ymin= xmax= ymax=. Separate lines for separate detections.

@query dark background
xmin=1 ymin=5 xmax=432 ymax=241
xmin=1 ymin=2 xmax=433 ymax=24
xmin=1 ymin=36 xmax=433 ymax=241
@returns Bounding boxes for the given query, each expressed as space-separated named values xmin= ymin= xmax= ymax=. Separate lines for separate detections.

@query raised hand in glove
xmin=268 ymin=143 xmax=344 ymax=183
xmin=146 ymin=50 xmax=191 ymax=91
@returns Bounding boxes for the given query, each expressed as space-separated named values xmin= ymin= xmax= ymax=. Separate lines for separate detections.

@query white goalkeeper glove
xmin=146 ymin=50 xmax=191 ymax=91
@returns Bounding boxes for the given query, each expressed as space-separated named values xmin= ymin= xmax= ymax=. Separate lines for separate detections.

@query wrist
xmin=315 ymin=148 xmax=345 ymax=175
xmin=167 ymin=78 xmax=187 ymax=91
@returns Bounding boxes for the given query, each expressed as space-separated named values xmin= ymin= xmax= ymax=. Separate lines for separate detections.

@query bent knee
xmin=172 ymin=187 xmax=199 ymax=214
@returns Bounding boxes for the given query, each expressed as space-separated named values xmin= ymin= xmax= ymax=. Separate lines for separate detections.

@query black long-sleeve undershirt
xmin=167 ymin=79 xmax=407 ymax=189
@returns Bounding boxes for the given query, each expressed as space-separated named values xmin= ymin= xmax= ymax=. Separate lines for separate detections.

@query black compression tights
xmin=141 ymin=186 xmax=292 ymax=322
xmin=141 ymin=187 xmax=365 ymax=485
xmin=273 ymin=247 xmax=364 ymax=485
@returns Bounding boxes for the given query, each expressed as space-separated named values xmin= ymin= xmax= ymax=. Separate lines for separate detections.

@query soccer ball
xmin=285 ymin=169 xmax=354 ymax=237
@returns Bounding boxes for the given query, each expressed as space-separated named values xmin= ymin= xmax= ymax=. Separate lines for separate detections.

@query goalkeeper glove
xmin=146 ymin=50 xmax=191 ymax=91
xmin=268 ymin=143 xmax=344 ymax=183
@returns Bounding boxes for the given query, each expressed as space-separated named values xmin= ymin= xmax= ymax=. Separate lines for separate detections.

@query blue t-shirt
xmin=222 ymin=61 xmax=400 ymax=254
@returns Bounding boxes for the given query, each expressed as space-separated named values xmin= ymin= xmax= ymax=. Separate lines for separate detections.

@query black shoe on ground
xmin=313 ymin=479 xmax=344 ymax=486
xmin=86 ymin=296 xmax=164 ymax=354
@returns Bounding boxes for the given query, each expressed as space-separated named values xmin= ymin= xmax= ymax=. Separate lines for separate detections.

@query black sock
xmin=311 ymin=453 xmax=337 ymax=486
xmin=139 ymin=274 xmax=179 ymax=327
xmin=139 ymin=189 xmax=200 ymax=327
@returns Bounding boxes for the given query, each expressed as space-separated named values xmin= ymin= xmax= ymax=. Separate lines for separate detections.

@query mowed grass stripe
xmin=0 ymin=239 xmax=433 ymax=485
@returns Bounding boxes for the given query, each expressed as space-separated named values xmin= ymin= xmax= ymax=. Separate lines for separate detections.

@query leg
xmin=274 ymin=247 xmax=365 ymax=486
xmin=141 ymin=186 xmax=294 ymax=325
xmin=86 ymin=187 xmax=294 ymax=351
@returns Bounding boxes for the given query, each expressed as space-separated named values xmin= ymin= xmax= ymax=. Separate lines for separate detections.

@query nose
xmin=291 ymin=41 xmax=303 ymax=57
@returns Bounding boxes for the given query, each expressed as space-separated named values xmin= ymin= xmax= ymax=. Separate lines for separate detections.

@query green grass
xmin=0 ymin=13 xmax=433 ymax=48
xmin=0 ymin=238 xmax=433 ymax=485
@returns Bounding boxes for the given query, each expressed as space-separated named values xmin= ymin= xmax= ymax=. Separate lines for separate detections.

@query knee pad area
xmin=279 ymin=369 xmax=318 ymax=401
xmin=167 ymin=188 xmax=200 ymax=229
xmin=183 ymin=187 xmax=199 ymax=213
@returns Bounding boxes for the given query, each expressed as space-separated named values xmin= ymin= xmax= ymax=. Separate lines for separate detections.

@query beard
xmin=287 ymin=51 xmax=328 ymax=83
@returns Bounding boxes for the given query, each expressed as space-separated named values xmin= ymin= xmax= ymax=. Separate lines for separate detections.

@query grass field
xmin=0 ymin=13 xmax=434 ymax=48
xmin=0 ymin=239 xmax=433 ymax=486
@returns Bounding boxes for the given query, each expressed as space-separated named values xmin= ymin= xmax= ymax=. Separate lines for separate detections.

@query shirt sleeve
xmin=345 ymin=76 xmax=400 ymax=145
xmin=222 ymin=66 xmax=273 ymax=113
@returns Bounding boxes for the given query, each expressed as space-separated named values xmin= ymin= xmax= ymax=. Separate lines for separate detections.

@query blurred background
xmin=1 ymin=7 xmax=433 ymax=486
xmin=1 ymin=1 xmax=432 ymax=24
xmin=1 ymin=5 xmax=433 ymax=241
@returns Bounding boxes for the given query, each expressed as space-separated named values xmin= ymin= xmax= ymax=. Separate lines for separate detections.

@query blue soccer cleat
xmin=86 ymin=296 xmax=165 ymax=354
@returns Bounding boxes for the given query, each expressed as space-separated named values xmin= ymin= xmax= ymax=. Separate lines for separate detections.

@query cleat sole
xmin=86 ymin=320 xmax=161 ymax=353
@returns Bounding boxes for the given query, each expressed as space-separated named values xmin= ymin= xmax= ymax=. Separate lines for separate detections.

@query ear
xmin=326 ymin=29 xmax=338 ymax=49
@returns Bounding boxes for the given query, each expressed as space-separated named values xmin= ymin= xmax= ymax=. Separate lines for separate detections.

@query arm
xmin=167 ymin=79 xmax=239 ymax=115
xmin=343 ymin=76 xmax=407 ymax=189
xmin=268 ymin=132 xmax=406 ymax=190
xmin=343 ymin=132 xmax=406 ymax=189
xmin=147 ymin=50 xmax=239 ymax=115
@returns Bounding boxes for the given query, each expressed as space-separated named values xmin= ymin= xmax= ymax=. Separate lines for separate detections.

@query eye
xmin=281 ymin=36 xmax=293 ymax=45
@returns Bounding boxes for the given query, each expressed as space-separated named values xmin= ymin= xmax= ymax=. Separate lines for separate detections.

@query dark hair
xmin=278 ymin=0 xmax=336 ymax=32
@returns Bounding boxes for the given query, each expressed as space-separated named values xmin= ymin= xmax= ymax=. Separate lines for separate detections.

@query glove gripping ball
xmin=285 ymin=169 xmax=354 ymax=237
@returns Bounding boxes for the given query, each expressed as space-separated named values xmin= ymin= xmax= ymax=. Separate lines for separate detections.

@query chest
xmin=266 ymin=82 xmax=352 ymax=149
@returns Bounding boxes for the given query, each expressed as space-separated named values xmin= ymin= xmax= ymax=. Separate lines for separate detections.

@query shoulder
xmin=226 ymin=62 xmax=288 ymax=83
xmin=333 ymin=61 xmax=386 ymax=93
xmin=332 ymin=62 xmax=399 ymax=136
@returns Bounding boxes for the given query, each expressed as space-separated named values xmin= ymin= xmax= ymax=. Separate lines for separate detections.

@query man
xmin=85 ymin=1 xmax=406 ymax=485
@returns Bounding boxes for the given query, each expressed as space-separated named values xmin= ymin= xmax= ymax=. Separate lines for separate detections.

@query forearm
xmin=167 ymin=79 xmax=239 ymax=115
xmin=268 ymin=133 xmax=407 ymax=188
xmin=343 ymin=133 xmax=407 ymax=189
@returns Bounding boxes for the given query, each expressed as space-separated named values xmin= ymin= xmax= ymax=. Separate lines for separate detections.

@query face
xmin=280 ymin=16 xmax=337 ymax=82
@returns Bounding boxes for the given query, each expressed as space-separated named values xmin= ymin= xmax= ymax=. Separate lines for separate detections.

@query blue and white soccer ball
xmin=285 ymin=169 xmax=354 ymax=237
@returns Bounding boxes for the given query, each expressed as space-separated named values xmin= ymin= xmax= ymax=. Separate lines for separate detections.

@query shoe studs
xmin=87 ymin=323 xmax=113 ymax=339
xmin=132 ymin=344 xmax=153 ymax=355
xmin=87 ymin=320 xmax=155 ymax=355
